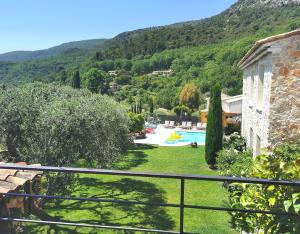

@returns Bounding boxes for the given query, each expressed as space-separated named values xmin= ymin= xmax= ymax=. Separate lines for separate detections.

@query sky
xmin=0 ymin=0 xmax=237 ymax=53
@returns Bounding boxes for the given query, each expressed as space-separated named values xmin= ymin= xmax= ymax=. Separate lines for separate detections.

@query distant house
xmin=151 ymin=69 xmax=172 ymax=76
xmin=239 ymin=29 xmax=300 ymax=156
xmin=0 ymin=162 xmax=42 ymax=232
xmin=108 ymin=70 xmax=118 ymax=76
xmin=201 ymin=93 xmax=242 ymax=126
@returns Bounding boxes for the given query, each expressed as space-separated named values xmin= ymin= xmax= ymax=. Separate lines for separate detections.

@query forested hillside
xmin=0 ymin=0 xmax=300 ymax=112
xmin=0 ymin=39 xmax=107 ymax=62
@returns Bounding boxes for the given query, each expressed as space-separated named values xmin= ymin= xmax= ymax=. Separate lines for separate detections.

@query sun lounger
xmin=164 ymin=120 xmax=170 ymax=128
xmin=200 ymin=123 xmax=207 ymax=130
xmin=196 ymin=122 xmax=202 ymax=130
xmin=169 ymin=121 xmax=175 ymax=128
xmin=186 ymin=121 xmax=192 ymax=129
xmin=180 ymin=121 xmax=187 ymax=129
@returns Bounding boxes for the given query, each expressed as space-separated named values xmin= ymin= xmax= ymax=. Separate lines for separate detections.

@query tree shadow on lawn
xmin=25 ymin=177 xmax=175 ymax=234
xmin=112 ymin=144 xmax=157 ymax=170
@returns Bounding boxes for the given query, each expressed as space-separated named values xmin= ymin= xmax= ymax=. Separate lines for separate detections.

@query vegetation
xmin=179 ymin=83 xmax=201 ymax=111
xmin=229 ymin=144 xmax=300 ymax=233
xmin=128 ymin=112 xmax=145 ymax=133
xmin=25 ymin=145 xmax=237 ymax=234
xmin=224 ymin=123 xmax=241 ymax=135
xmin=71 ymin=70 xmax=81 ymax=89
xmin=205 ymin=83 xmax=223 ymax=167
xmin=217 ymin=148 xmax=252 ymax=177
xmin=217 ymin=136 xmax=300 ymax=233
xmin=1 ymin=2 xmax=300 ymax=113
xmin=0 ymin=83 xmax=130 ymax=196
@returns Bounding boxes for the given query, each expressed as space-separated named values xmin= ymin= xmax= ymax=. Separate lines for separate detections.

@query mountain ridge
xmin=0 ymin=39 xmax=107 ymax=62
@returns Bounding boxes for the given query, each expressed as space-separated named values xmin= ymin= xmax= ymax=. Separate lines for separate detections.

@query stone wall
xmin=268 ymin=34 xmax=300 ymax=145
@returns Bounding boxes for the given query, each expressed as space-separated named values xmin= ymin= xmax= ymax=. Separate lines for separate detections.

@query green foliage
xmin=173 ymin=105 xmax=191 ymax=118
xmin=0 ymin=83 xmax=130 ymax=166
xmin=229 ymin=144 xmax=300 ymax=233
xmin=72 ymin=70 xmax=81 ymax=89
xmin=0 ymin=83 xmax=130 ymax=198
xmin=128 ymin=112 xmax=145 ymax=133
xmin=217 ymin=148 xmax=253 ymax=177
xmin=156 ymin=86 xmax=179 ymax=110
xmin=149 ymin=97 xmax=154 ymax=115
xmin=223 ymin=133 xmax=247 ymax=152
xmin=205 ymin=83 xmax=223 ymax=167
xmin=82 ymin=68 xmax=108 ymax=93
xmin=224 ymin=123 xmax=241 ymax=135
xmin=179 ymin=83 xmax=200 ymax=110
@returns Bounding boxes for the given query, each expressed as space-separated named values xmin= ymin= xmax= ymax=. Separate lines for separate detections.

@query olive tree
xmin=0 ymin=83 xmax=130 ymax=196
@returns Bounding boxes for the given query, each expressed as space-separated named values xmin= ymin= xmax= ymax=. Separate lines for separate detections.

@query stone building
xmin=238 ymin=29 xmax=300 ymax=156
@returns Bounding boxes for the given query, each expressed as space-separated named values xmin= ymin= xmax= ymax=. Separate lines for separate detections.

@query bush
xmin=217 ymin=148 xmax=252 ymax=177
xmin=0 ymin=83 xmax=130 ymax=197
xmin=0 ymin=82 xmax=130 ymax=167
xmin=228 ymin=143 xmax=300 ymax=233
xmin=128 ymin=112 xmax=145 ymax=133
xmin=224 ymin=123 xmax=241 ymax=135
xmin=223 ymin=133 xmax=246 ymax=152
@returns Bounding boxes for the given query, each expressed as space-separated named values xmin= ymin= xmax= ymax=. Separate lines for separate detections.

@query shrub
xmin=205 ymin=83 xmax=223 ymax=167
xmin=128 ymin=112 xmax=145 ymax=133
xmin=224 ymin=123 xmax=241 ymax=135
xmin=0 ymin=83 xmax=130 ymax=197
xmin=228 ymin=143 xmax=300 ymax=233
xmin=0 ymin=83 xmax=130 ymax=167
xmin=217 ymin=148 xmax=252 ymax=177
xmin=223 ymin=133 xmax=246 ymax=152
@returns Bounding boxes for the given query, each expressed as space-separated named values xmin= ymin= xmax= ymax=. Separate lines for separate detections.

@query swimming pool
xmin=165 ymin=131 xmax=206 ymax=145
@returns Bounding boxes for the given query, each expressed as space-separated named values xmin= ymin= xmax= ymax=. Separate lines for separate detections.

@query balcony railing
xmin=0 ymin=164 xmax=299 ymax=234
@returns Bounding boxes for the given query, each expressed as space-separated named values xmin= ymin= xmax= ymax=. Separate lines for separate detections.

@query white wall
xmin=242 ymin=54 xmax=272 ymax=156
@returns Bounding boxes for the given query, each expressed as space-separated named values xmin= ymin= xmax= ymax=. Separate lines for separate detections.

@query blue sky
xmin=0 ymin=0 xmax=237 ymax=53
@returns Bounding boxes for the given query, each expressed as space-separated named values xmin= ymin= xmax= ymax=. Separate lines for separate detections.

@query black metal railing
xmin=0 ymin=164 xmax=299 ymax=233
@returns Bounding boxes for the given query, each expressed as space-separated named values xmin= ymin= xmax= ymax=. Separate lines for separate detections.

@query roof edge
xmin=238 ymin=29 xmax=300 ymax=68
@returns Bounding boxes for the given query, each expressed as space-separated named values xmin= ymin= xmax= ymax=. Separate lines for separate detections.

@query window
xmin=257 ymin=64 xmax=265 ymax=109
xmin=249 ymin=128 xmax=253 ymax=149
xmin=256 ymin=135 xmax=261 ymax=156
xmin=249 ymin=75 xmax=254 ymax=98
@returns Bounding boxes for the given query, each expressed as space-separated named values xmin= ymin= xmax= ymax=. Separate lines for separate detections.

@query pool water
xmin=165 ymin=131 xmax=206 ymax=144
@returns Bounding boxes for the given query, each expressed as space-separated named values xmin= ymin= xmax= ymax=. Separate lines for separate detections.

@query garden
xmin=24 ymin=145 xmax=236 ymax=234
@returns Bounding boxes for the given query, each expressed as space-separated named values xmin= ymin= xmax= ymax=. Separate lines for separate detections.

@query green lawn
xmin=25 ymin=145 xmax=237 ymax=234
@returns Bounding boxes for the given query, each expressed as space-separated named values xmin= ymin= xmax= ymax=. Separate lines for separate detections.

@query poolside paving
xmin=134 ymin=124 xmax=205 ymax=146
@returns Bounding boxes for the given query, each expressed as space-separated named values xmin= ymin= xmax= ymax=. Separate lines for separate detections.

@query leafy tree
xmin=173 ymin=105 xmax=191 ymax=118
xmin=82 ymin=68 xmax=106 ymax=93
xmin=205 ymin=83 xmax=223 ymax=167
xmin=72 ymin=70 xmax=81 ymax=89
xmin=229 ymin=144 xmax=300 ymax=233
xmin=149 ymin=97 xmax=154 ymax=115
xmin=59 ymin=68 xmax=68 ymax=84
xmin=156 ymin=87 xmax=179 ymax=110
xmin=0 ymin=83 xmax=130 ymax=196
xmin=128 ymin=112 xmax=145 ymax=133
xmin=179 ymin=83 xmax=200 ymax=110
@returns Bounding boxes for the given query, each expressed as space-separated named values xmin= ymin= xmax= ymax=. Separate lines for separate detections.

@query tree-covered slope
xmin=0 ymin=39 xmax=107 ymax=62
xmin=98 ymin=0 xmax=300 ymax=59
xmin=0 ymin=0 xmax=300 ymax=109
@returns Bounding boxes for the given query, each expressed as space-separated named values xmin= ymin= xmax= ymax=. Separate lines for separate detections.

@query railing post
xmin=179 ymin=179 xmax=185 ymax=234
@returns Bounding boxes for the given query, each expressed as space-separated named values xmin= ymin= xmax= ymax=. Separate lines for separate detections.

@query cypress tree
xmin=72 ymin=70 xmax=81 ymax=89
xmin=60 ymin=69 xmax=67 ymax=84
xmin=149 ymin=97 xmax=154 ymax=115
xmin=205 ymin=83 xmax=223 ymax=168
